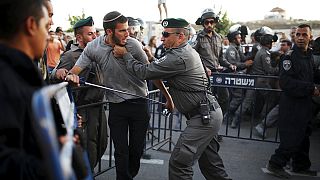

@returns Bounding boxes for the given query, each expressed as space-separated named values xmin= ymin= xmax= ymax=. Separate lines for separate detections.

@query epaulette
xmin=197 ymin=32 xmax=205 ymax=38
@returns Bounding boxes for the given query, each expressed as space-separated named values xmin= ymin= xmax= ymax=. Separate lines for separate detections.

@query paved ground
xmin=94 ymin=124 xmax=320 ymax=180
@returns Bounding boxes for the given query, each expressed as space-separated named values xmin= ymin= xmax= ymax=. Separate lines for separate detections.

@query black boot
xmin=266 ymin=163 xmax=291 ymax=179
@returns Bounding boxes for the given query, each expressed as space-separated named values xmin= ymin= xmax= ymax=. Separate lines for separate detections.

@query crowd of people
xmin=1 ymin=0 xmax=320 ymax=179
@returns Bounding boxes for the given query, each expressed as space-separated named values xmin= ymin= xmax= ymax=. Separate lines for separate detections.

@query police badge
xmin=229 ymin=50 xmax=236 ymax=58
xmin=283 ymin=60 xmax=291 ymax=71
xmin=265 ymin=56 xmax=271 ymax=64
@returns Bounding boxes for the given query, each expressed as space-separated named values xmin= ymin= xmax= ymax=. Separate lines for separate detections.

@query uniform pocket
xmin=200 ymin=42 xmax=210 ymax=49
xmin=172 ymin=143 xmax=197 ymax=166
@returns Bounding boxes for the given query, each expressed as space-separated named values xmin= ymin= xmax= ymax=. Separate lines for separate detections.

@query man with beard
xmin=192 ymin=8 xmax=236 ymax=119
xmin=192 ymin=9 xmax=236 ymax=142
xmin=69 ymin=11 xmax=174 ymax=180
xmin=267 ymin=24 xmax=319 ymax=178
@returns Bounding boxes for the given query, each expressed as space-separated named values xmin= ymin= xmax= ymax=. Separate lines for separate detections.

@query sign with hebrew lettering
xmin=211 ymin=73 xmax=256 ymax=88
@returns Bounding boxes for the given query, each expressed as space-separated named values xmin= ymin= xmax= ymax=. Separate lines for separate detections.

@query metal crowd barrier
xmin=71 ymin=87 xmax=181 ymax=177
xmin=211 ymin=72 xmax=281 ymax=143
xmin=70 ymin=73 xmax=284 ymax=177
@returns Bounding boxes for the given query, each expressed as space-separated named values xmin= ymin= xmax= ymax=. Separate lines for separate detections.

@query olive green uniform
xmin=123 ymin=42 xmax=230 ymax=180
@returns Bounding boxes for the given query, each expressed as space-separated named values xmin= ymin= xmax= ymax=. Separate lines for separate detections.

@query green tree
xmin=66 ymin=10 xmax=86 ymax=32
xmin=216 ymin=11 xmax=232 ymax=36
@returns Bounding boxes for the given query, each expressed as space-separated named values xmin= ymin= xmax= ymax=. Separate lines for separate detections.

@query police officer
xmin=228 ymin=24 xmax=250 ymax=45
xmin=192 ymin=8 xmax=236 ymax=117
xmin=230 ymin=32 xmax=279 ymax=128
xmin=249 ymin=26 xmax=277 ymax=66
xmin=251 ymin=33 xmax=279 ymax=119
xmin=113 ymin=18 xmax=231 ymax=180
xmin=224 ymin=29 xmax=253 ymax=126
xmin=267 ymin=24 xmax=319 ymax=178
xmin=225 ymin=30 xmax=253 ymax=72
xmin=50 ymin=17 xmax=109 ymax=171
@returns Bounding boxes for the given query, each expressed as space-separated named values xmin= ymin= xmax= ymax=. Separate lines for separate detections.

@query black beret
xmin=73 ymin=16 xmax=94 ymax=30
xmin=161 ymin=18 xmax=189 ymax=28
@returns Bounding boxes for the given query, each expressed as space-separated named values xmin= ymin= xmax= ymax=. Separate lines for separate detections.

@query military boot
xmin=266 ymin=163 xmax=291 ymax=179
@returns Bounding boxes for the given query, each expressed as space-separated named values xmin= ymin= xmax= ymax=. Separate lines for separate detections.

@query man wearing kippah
xmin=68 ymin=11 xmax=174 ymax=179
xmin=51 ymin=16 xmax=109 ymax=172
xmin=114 ymin=18 xmax=231 ymax=180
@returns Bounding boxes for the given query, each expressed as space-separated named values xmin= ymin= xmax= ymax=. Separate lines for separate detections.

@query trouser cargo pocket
xmin=172 ymin=143 xmax=197 ymax=166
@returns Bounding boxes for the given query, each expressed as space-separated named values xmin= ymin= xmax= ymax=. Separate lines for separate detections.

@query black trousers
xmin=269 ymin=134 xmax=311 ymax=171
xmin=108 ymin=98 xmax=150 ymax=180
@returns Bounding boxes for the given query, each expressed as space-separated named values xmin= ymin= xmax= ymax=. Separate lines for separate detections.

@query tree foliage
xmin=216 ymin=11 xmax=232 ymax=36
xmin=66 ymin=10 xmax=86 ymax=32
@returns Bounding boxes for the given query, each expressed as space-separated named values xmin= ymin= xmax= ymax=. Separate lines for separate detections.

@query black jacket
xmin=278 ymin=45 xmax=317 ymax=147
xmin=0 ymin=44 xmax=47 ymax=179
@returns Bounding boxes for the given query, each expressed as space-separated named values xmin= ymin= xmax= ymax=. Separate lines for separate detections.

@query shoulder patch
xmin=229 ymin=50 xmax=236 ymax=58
xmin=283 ymin=59 xmax=292 ymax=71
xmin=265 ymin=56 xmax=271 ymax=64
xmin=154 ymin=55 xmax=167 ymax=64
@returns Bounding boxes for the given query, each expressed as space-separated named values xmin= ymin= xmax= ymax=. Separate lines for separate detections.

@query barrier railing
xmin=67 ymin=73 xmax=283 ymax=177
xmin=211 ymin=73 xmax=281 ymax=143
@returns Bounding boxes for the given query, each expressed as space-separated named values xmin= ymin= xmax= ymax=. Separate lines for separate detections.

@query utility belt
xmin=184 ymin=98 xmax=220 ymax=121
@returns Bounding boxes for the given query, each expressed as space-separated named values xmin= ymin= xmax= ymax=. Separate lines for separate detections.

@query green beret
xmin=161 ymin=18 xmax=189 ymax=28
xmin=73 ymin=16 xmax=94 ymax=29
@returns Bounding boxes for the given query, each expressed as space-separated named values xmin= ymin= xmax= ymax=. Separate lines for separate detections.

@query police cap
xmin=162 ymin=18 xmax=189 ymax=28
xmin=73 ymin=16 xmax=94 ymax=30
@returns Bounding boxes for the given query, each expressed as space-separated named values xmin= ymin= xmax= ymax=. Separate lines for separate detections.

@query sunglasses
xmin=162 ymin=31 xmax=180 ymax=38
xmin=204 ymin=20 xmax=215 ymax=25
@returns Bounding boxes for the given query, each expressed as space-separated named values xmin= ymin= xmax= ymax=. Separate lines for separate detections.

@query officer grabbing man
xmin=113 ymin=18 xmax=231 ymax=180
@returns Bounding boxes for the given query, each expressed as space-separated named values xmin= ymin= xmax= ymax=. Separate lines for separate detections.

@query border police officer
xmin=114 ymin=18 xmax=231 ymax=180
xmin=267 ymin=24 xmax=319 ymax=178
xmin=224 ymin=29 xmax=253 ymax=126
xmin=191 ymin=9 xmax=236 ymax=118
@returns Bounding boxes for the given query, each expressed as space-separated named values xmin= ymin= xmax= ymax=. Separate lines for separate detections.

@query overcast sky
xmin=51 ymin=0 xmax=319 ymax=30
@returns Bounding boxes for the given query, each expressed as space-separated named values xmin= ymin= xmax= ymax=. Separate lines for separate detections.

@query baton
xmin=81 ymin=81 xmax=165 ymax=105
